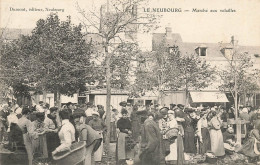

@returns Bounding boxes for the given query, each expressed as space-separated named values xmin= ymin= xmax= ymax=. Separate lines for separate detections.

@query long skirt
xmin=209 ymin=129 xmax=225 ymax=156
xmin=166 ymin=140 xmax=178 ymax=162
xmin=32 ymin=134 xmax=48 ymax=159
xmin=165 ymin=134 xmax=184 ymax=165
xmin=94 ymin=131 xmax=103 ymax=162
xmin=184 ymin=130 xmax=196 ymax=153
xmin=46 ymin=132 xmax=60 ymax=158
xmin=199 ymin=128 xmax=211 ymax=154
xmin=116 ymin=132 xmax=134 ymax=162
xmin=23 ymin=133 xmax=33 ymax=165
xmin=131 ymin=120 xmax=140 ymax=142
xmin=85 ymin=140 xmax=98 ymax=165
xmin=110 ymin=122 xmax=117 ymax=142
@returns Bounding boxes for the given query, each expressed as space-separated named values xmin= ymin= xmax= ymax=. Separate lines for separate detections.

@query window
xmin=200 ymin=48 xmax=207 ymax=56
xmin=195 ymin=45 xmax=207 ymax=56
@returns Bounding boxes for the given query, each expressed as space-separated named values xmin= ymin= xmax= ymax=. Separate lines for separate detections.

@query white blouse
xmin=55 ymin=119 xmax=75 ymax=152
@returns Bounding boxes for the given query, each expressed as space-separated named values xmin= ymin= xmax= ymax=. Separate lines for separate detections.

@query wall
xmin=94 ymin=94 xmax=129 ymax=111
xmin=161 ymin=91 xmax=186 ymax=107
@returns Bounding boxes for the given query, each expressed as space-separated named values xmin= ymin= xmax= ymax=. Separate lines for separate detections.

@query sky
xmin=1 ymin=0 xmax=260 ymax=46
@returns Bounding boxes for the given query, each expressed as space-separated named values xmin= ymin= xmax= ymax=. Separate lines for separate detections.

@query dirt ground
xmin=0 ymin=142 xmax=258 ymax=165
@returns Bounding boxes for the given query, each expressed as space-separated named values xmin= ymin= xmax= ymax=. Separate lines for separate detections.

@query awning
xmin=190 ymin=92 xmax=229 ymax=103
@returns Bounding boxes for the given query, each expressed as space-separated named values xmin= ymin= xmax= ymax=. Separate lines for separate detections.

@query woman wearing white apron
xmin=165 ymin=110 xmax=184 ymax=165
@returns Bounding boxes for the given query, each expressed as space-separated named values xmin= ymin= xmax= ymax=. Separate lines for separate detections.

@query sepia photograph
xmin=0 ymin=0 xmax=260 ymax=164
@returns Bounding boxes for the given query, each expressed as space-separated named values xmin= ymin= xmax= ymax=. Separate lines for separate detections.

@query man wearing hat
xmin=139 ymin=111 xmax=162 ymax=165
xmin=88 ymin=111 xmax=106 ymax=163
xmin=170 ymin=104 xmax=176 ymax=110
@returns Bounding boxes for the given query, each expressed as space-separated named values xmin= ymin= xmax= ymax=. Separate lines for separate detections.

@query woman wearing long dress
xmin=44 ymin=107 xmax=60 ymax=158
xmin=110 ymin=109 xmax=119 ymax=142
xmin=183 ymin=108 xmax=197 ymax=154
xmin=130 ymin=105 xmax=141 ymax=142
xmin=165 ymin=110 xmax=184 ymax=165
xmin=197 ymin=109 xmax=211 ymax=154
xmin=88 ymin=111 xmax=106 ymax=163
xmin=17 ymin=107 xmax=34 ymax=165
xmin=208 ymin=111 xmax=225 ymax=157
xmin=116 ymin=109 xmax=133 ymax=165
xmin=239 ymin=120 xmax=260 ymax=163
xmin=31 ymin=112 xmax=48 ymax=159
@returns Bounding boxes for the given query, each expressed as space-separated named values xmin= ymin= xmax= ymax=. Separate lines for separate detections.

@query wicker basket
xmin=52 ymin=141 xmax=86 ymax=165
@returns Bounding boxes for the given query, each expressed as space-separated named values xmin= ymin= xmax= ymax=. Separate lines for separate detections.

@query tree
xmin=218 ymin=41 xmax=260 ymax=144
xmin=134 ymin=41 xmax=215 ymax=105
xmin=0 ymin=14 xmax=94 ymax=108
xmin=132 ymin=40 xmax=181 ymax=101
xmin=176 ymin=53 xmax=216 ymax=105
xmin=218 ymin=45 xmax=259 ymax=111
xmin=76 ymin=0 xmax=160 ymax=156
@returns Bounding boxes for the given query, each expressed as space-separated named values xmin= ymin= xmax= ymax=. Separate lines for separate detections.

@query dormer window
xmin=254 ymin=54 xmax=260 ymax=58
xmin=195 ymin=45 xmax=207 ymax=56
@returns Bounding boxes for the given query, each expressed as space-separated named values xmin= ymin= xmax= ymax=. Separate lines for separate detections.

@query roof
xmin=152 ymin=33 xmax=183 ymax=50
xmin=0 ymin=28 xmax=32 ymax=40
xmin=152 ymin=31 xmax=260 ymax=60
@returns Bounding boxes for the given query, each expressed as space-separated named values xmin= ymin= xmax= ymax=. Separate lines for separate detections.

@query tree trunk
xmin=54 ymin=90 xmax=62 ymax=127
xmin=104 ymin=44 xmax=112 ymax=157
xmin=185 ymin=79 xmax=189 ymax=106
xmin=54 ymin=90 xmax=61 ymax=109
xmin=43 ymin=90 xmax=47 ymax=104
xmin=57 ymin=91 xmax=61 ymax=109
xmin=54 ymin=91 xmax=57 ymax=106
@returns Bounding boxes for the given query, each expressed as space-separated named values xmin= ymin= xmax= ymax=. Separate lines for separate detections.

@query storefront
xmin=189 ymin=91 xmax=229 ymax=107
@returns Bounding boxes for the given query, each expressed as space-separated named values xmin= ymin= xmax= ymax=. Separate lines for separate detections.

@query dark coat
xmin=140 ymin=119 xmax=161 ymax=165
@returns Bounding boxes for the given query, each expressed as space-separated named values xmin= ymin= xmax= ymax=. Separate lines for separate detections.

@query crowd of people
xmin=1 ymin=100 xmax=260 ymax=165
xmin=0 ymin=101 xmax=106 ymax=165
xmin=134 ymin=104 xmax=260 ymax=165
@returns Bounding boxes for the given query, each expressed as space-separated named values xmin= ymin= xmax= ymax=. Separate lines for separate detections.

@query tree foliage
xmin=0 ymin=14 xmax=94 ymax=99
xmin=218 ymin=50 xmax=260 ymax=99
xmin=77 ymin=0 xmax=160 ymax=155
xmin=133 ymin=40 xmax=215 ymax=100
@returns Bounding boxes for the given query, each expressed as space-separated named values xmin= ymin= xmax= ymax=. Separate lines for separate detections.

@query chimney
xmin=231 ymin=36 xmax=234 ymax=46
xmin=132 ymin=5 xmax=137 ymax=17
xmin=165 ymin=26 xmax=172 ymax=39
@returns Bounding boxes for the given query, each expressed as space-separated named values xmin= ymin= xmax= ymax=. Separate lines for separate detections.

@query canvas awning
xmin=190 ymin=92 xmax=229 ymax=103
